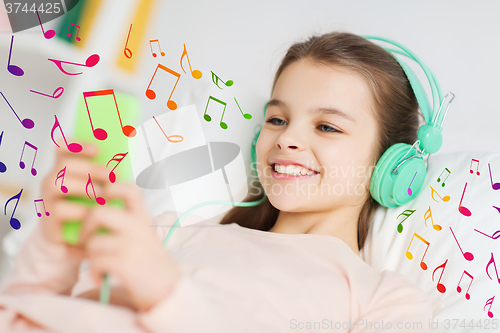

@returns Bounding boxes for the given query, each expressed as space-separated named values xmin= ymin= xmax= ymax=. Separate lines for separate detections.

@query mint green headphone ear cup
xmin=370 ymin=143 xmax=427 ymax=207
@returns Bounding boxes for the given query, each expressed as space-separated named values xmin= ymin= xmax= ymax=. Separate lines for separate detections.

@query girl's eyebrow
xmin=266 ymin=98 xmax=356 ymax=122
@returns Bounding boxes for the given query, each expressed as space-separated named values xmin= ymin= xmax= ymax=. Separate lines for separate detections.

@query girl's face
xmin=256 ymin=59 xmax=379 ymax=212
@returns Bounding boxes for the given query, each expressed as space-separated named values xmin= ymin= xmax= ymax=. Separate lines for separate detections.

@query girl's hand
xmin=77 ymin=181 xmax=182 ymax=313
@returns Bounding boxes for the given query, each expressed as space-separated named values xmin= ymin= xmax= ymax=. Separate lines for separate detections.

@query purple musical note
xmin=4 ymin=189 xmax=23 ymax=230
xmin=489 ymin=163 xmax=500 ymax=190
xmin=19 ymin=141 xmax=38 ymax=176
xmin=0 ymin=131 xmax=6 ymax=173
xmin=7 ymin=35 xmax=24 ymax=76
xmin=0 ymin=92 xmax=34 ymax=129
xmin=408 ymin=171 xmax=417 ymax=196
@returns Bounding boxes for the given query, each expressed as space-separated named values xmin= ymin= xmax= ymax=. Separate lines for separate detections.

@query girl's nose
xmin=275 ymin=128 xmax=303 ymax=151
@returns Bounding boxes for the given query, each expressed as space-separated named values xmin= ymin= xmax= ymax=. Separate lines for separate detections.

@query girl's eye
xmin=266 ymin=117 xmax=287 ymax=126
xmin=266 ymin=117 xmax=340 ymax=133
xmin=318 ymin=124 xmax=340 ymax=133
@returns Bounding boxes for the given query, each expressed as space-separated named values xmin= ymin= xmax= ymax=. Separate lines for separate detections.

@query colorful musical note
xmin=234 ymin=98 xmax=252 ymax=120
xmin=0 ymin=131 xmax=6 ymax=173
xmin=55 ymin=166 xmax=68 ymax=193
xmin=152 ymin=116 xmax=184 ymax=143
xmin=487 ymin=252 xmax=500 ymax=284
xmin=145 ymin=64 xmax=181 ymax=110
xmin=494 ymin=206 xmax=500 ymax=214
xmin=66 ymin=22 xmax=81 ymax=41
xmin=429 ymin=185 xmax=450 ymax=202
xmin=19 ymin=141 xmax=38 ymax=176
xmin=30 ymin=87 xmax=64 ymax=99
xmin=123 ymin=24 xmax=133 ymax=59
xmin=489 ymin=163 xmax=500 ymax=190
xmin=106 ymin=152 xmax=129 ymax=183
xmin=408 ymin=171 xmax=417 ymax=196
xmin=458 ymin=182 xmax=472 ymax=217
xmin=450 ymin=226 xmax=473 ymax=261
xmin=180 ymin=44 xmax=202 ymax=79
xmin=34 ymin=199 xmax=50 ymax=217
xmin=149 ymin=39 xmax=165 ymax=57
xmin=7 ymin=35 xmax=24 ymax=76
xmin=437 ymin=167 xmax=451 ymax=187
xmin=396 ymin=209 xmax=415 ymax=233
xmin=86 ymin=174 xmax=105 ymax=205
xmin=405 ymin=233 xmax=429 ymax=270
xmin=4 ymin=189 xmax=23 ymax=230
xmin=48 ymin=54 xmax=100 ymax=75
xmin=83 ymin=89 xmax=136 ymax=140
xmin=457 ymin=270 xmax=474 ymax=300
xmin=211 ymin=71 xmax=233 ymax=89
xmin=424 ymin=206 xmax=441 ymax=231
xmin=1 ymin=92 xmax=35 ymax=129
xmin=474 ymin=228 xmax=500 ymax=240
xmin=485 ymin=296 xmax=495 ymax=318
xmin=35 ymin=9 xmax=55 ymax=39
xmin=204 ymin=96 xmax=229 ymax=129
xmin=470 ymin=158 xmax=480 ymax=176
xmin=432 ymin=259 xmax=448 ymax=293
xmin=51 ymin=115 xmax=83 ymax=153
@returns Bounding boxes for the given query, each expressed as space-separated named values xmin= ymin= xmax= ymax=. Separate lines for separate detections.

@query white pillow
xmin=361 ymin=150 xmax=500 ymax=333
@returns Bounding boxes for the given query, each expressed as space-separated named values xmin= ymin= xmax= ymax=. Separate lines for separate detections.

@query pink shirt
xmin=0 ymin=211 xmax=432 ymax=332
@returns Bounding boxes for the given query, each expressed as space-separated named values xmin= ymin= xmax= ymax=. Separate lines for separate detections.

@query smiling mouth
xmin=270 ymin=163 xmax=320 ymax=177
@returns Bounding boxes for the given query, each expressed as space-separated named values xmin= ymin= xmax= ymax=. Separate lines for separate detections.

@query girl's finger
xmin=79 ymin=206 xmax=131 ymax=243
xmin=85 ymin=233 xmax=123 ymax=257
xmin=102 ymin=182 xmax=147 ymax=215
xmin=88 ymin=253 xmax=122 ymax=286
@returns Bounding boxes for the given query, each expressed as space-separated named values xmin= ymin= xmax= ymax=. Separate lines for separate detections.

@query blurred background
xmin=0 ymin=0 xmax=499 ymax=281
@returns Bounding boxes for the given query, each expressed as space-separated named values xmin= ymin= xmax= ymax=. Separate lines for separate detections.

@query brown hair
xmin=219 ymin=31 xmax=420 ymax=251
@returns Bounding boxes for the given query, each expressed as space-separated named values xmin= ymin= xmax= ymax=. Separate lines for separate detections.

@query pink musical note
xmin=30 ymin=87 xmax=64 ymax=99
xmin=82 ymin=89 xmax=136 ymax=140
xmin=487 ymin=252 xmax=500 ymax=284
xmin=50 ymin=115 xmax=83 ymax=153
xmin=0 ymin=131 xmax=6 ymax=173
xmin=429 ymin=186 xmax=450 ymax=202
xmin=145 ymin=64 xmax=181 ymax=110
xmin=106 ymin=152 xmax=129 ymax=183
xmin=474 ymin=228 xmax=500 ymax=240
xmin=34 ymin=199 xmax=50 ymax=217
xmin=432 ymin=259 xmax=448 ymax=293
xmin=1 ymin=92 xmax=35 ymax=129
xmin=408 ymin=171 xmax=417 ymax=196
xmin=35 ymin=9 xmax=55 ymax=39
xmin=457 ymin=270 xmax=474 ymax=300
xmin=7 ymin=35 xmax=24 ymax=76
xmin=396 ymin=209 xmax=415 ymax=233
xmin=86 ymin=174 xmax=105 ymax=205
xmin=450 ymin=226 xmax=474 ymax=261
xmin=123 ymin=24 xmax=133 ymax=59
xmin=470 ymin=158 xmax=480 ymax=176
xmin=55 ymin=166 xmax=68 ymax=193
xmin=489 ymin=163 xmax=500 ymax=190
xmin=149 ymin=39 xmax=165 ymax=57
xmin=66 ymin=22 xmax=81 ymax=41
xmin=424 ymin=206 xmax=442 ymax=231
xmin=405 ymin=233 xmax=430 ymax=270
xmin=48 ymin=54 xmax=99 ymax=75
xmin=19 ymin=141 xmax=38 ymax=176
xmin=4 ymin=189 xmax=23 ymax=230
xmin=180 ymin=44 xmax=202 ymax=79
xmin=458 ymin=182 xmax=472 ymax=217
xmin=152 ymin=116 xmax=184 ymax=143
xmin=485 ymin=296 xmax=495 ymax=318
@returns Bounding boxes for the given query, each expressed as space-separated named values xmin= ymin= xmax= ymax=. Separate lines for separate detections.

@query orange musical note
xmin=152 ymin=116 xmax=184 ymax=143
xmin=34 ymin=199 xmax=50 ymax=217
xmin=66 ymin=22 xmax=81 ymax=41
xmin=211 ymin=71 xmax=233 ymax=89
xmin=429 ymin=186 xmax=450 ymax=202
xmin=423 ymin=206 xmax=441 ymax=231
xmin=180 ymin=44 xmax=202 ymax=79
xmin=4 ymin=189 xmax=23 ymax=230
xmin=48 ymin=54 xmax=99 ymax=75
xmin=145 ymin=64 xmax=181 ymax=110
xmin=489 ymin=163 xmax=500 ymax=190
xmin=485 ymin=296 xmax=495 ymax=318
xmin=458 ymin=182 xmax=472 ymax=217
xmin=450 ymin=226 xmax=473 ymax=261
xmin=149 ymin=39 xmax=165 ymax=57
xmin=85 ymin=174 xmax=106 ymax=205
xmin=487 ymin=252 xmax=500 ymax=284
xmin=432 ymin=259 xmax=448 ymax=293
xmin=470 ymin=158 xmax=480 ymax=176
xmin=83 ymin=89 xmax=136 ymax=140
xmin=457 ymin=270 xmax=474 ymax=300
xmin=396 ymin=209 xmax=415 ymax=233
xmin=55 ymin=166 xmax=68 ymax=193
xmin=106 ymin=152 xmax=129 ymax=183
xmin=437 ymin=167 xmax=451 ymax=187
xmin=123 ymin=24 xmax=133 ymax=58
xmin=51 ymin=115 xmax=83 ymax=153
xmin=19 ymin=141 xmax=38 ymax=176
xmin=405 ymin=233 xmax=430 ymax=270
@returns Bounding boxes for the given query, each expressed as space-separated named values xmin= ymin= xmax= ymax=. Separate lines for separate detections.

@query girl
xmin=0 ymin=31 xmax=432 ymax=332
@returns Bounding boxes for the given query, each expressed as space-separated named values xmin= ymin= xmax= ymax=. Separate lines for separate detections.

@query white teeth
xmin=285 ymin=165 xmax=294 ymax=174
xmin=273 ymin=163 xmax=315 ymax=176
